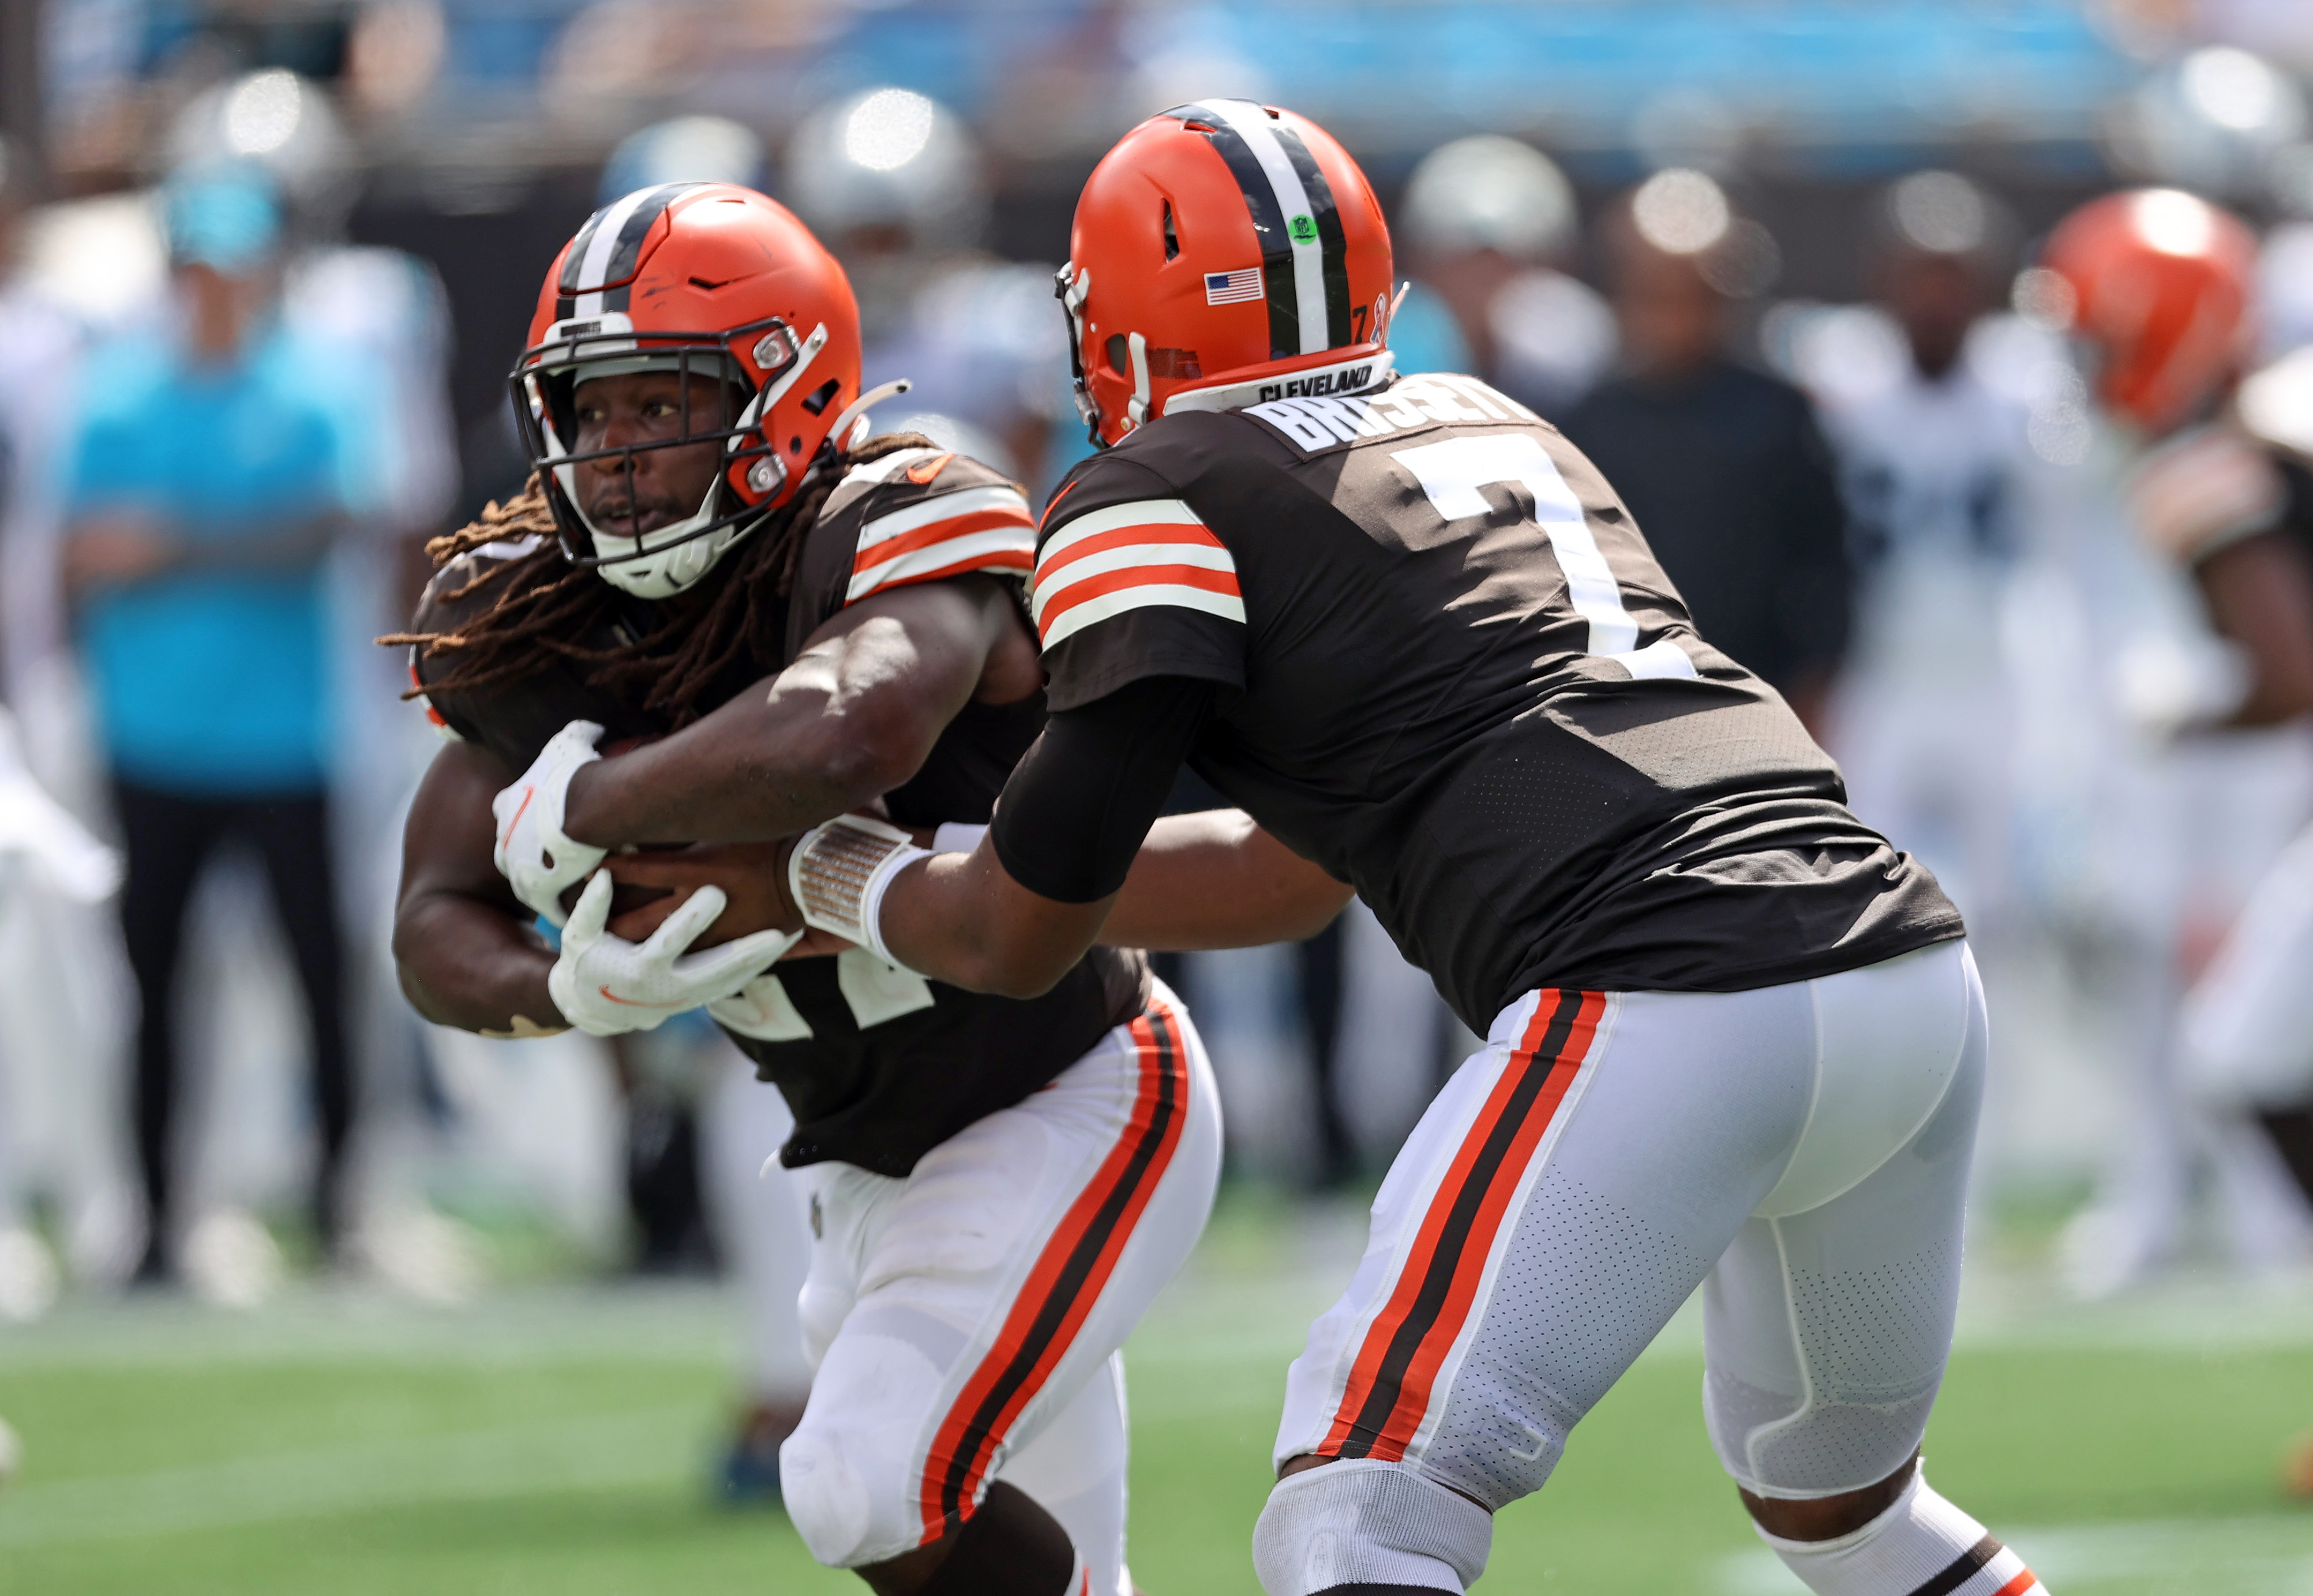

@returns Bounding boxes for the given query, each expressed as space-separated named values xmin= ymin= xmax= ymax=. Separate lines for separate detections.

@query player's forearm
xmin=561 ymin=598 xmax=993 ymax=848
xmin=392 ymin=893 xmax=567 ymax=1037
xmin=878 ymin=844 xmax=1111 ymax=1000
xmin=1101 ymin=810 xmax=1354 ymax=950
xmin=563 ymin=683 xmax=924 ymax=847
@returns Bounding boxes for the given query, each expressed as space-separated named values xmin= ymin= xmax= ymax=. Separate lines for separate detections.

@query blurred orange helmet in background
xmin=512 ymin=182 xmax=863 ymax=599
xmin=1059 ymin=100 xmax=1396 ymax=446
xmin=2040 ymin=188 xmax=2258 ymax=436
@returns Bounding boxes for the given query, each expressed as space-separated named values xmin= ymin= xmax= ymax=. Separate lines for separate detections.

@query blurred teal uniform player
xmin=63 ymin=168 xmax=361 ymax=1280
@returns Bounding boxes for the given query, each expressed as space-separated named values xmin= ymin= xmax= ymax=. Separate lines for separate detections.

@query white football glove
xmin=492 ymin=720 xmax=608 ymax=925
xmin=547 ymin=871 xmax=801 ymax=1038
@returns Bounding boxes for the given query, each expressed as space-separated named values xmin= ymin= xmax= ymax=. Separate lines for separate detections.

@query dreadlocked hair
xmin=380 ymin=433 xmax=939 ymax=729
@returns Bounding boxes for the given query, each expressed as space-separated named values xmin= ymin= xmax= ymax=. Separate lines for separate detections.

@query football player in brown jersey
xmin=389 ymin=185 xmax=1223 ymax=1596
xmin=659 ymin=104 xmax=2045 ymax=1596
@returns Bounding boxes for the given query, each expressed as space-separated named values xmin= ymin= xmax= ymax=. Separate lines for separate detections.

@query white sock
xmin=1756 ymin=1470 xmax=2046 ymax=1596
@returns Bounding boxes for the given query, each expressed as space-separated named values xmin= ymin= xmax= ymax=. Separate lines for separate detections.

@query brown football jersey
xmin=1026 ymin=371 xmax=1960 ymax=1029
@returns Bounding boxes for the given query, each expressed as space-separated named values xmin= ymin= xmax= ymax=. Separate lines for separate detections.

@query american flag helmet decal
xmin=1204 ymin=267 xmax=1264 ymax=305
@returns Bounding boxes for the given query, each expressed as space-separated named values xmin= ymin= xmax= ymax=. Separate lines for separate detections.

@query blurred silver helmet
xmin=600 ymin=116 xmax=765 ymax=205
xmin=1876 ymin=170 xmax=2015 ymax=264
xmin=2108 ymin=46 xmax=2307 ymax=202
xmin=166 ymin=69 xmax=348 ymax=224
xmin=783 ymin=87 xmax=987 ymax=251
xmin=1401 ymin=135 xmax=1577 ymax=263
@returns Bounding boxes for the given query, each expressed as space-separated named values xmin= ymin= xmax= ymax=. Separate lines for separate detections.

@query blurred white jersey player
xmin=1816 ymin=174 xmax=2034 ymax=935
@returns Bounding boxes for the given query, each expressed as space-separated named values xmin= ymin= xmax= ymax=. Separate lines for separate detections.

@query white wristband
xmin=932 ymin=822 xmax=990 ymax=855
xmin=789 ymin=814 xmax=931 ymax=970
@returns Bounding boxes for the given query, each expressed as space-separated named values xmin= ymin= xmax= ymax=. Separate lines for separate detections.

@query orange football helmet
xmin=512 ymin=183 xmax=864 ymax=599
xmin=1059 ymin=100 xmax=1396 ymax=446
xmin=2040 ymin=188 xmax=2258 ymax=435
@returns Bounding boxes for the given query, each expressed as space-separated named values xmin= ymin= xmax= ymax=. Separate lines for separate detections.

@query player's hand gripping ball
xmin=548 ymin=871 xmax=800 ymax=1037
xmin=603 ymin=840 xmax=801 ymax=948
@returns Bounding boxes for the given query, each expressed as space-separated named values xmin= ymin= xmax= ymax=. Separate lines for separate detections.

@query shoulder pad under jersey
xmin=812 ymin=446 xmax=1037 ymax=609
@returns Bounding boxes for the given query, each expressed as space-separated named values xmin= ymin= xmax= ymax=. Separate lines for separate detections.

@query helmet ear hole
xmin=1105 ymin=333 xmax=1130 ymax=374
xmin=1162 ymin=200 xmax=1178 ymax=261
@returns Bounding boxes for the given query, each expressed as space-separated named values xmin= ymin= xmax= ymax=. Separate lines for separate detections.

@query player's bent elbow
xmin=392 ymin=959 xmax=457 ymax=1029
xmin=950 ymin=951 xmax=1069 ymax=1002
xmin=935 ymin=932 xmax=1077 ymax=1001
xmin=979 ymin=964 xmax=1070 ymax=1002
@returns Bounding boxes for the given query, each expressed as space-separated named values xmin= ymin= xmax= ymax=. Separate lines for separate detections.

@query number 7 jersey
xmin=1031 ymin=371 xmax=1962 ymax=1029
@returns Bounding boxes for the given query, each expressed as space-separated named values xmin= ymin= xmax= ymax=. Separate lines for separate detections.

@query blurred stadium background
xmin=6 ymin=1 xmax=2313 ymax=1591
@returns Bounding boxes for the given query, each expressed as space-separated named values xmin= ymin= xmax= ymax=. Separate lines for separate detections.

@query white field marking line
xmin=1715 ymin=1514 xmax=2313 ymax=1595
xmin=0 ymin=1403 xmax=699 ymax=1547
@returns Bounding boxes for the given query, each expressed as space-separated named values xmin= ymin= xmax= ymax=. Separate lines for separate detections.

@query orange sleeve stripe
xmin=861 ymin=547 xmax=1036 ymax=596
xmin=1033 ymin=564 xmax=1244 ymax=638
xmin=1036 ymin=520 xmax=1228 ymax=581
xmin=853 ymin=507 xmax=1036 ymax=574
xmin=1036 ymin=478 xmax=1080 ymax=532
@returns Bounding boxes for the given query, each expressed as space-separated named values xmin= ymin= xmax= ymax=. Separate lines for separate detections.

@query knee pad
xmin=1251 ymin=1460 xmax=1493 ymax=1596
xmin=778 ymin=1427 xmax=876 ymax=1568
xmin=1707 ymin=1367 xmax=1941 ymax=1500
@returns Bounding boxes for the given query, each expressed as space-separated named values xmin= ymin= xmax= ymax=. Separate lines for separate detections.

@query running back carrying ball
xmin=391 ymin=181 xmax=1220 ymax=1596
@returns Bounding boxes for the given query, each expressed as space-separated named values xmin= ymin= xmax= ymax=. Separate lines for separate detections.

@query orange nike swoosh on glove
xmin=597 ymin=987 xmax=690 ymax=1008
xmin=500 ymin=787 xmax=534 ymax=852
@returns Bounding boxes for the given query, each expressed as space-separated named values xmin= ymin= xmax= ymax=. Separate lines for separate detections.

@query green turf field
xmin=5 ymin=1195 xmax=2313 ymax=1593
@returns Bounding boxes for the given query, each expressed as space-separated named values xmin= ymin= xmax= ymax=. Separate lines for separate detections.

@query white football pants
xmin=1259 ymin=942 xmax=1985 ymax=1593
xmin=779 ymin=981 xmax=1221 ymax=1594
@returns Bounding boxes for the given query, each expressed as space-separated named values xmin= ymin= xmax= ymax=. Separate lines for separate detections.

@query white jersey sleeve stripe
xmin=1039 ymin=583 xmax=1249 ymax=650
xmin=849 ymin=530 xmax=1037 ymax=602
xmin=856 ymin=485 xmax=1032 ymax=553
xmin=1039 ymin=498 xmax=1206 ymax=562
xmin=1029 ymin=542 xmax=1238 ymax=624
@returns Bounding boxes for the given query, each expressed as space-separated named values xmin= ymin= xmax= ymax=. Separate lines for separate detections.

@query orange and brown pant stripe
xmin=1319 ymin=987 xmax=1606 ymax=1463
xmin=914 ymin=996 xmax=1193 ymax=1544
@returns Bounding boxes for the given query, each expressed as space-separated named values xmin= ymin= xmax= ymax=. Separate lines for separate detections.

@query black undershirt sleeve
xmin=989 ymin=675 xmax=1216 ymax=904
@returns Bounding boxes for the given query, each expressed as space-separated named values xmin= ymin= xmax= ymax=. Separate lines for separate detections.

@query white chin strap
xmin=558 ymin=456 xmax=732 ymax=600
